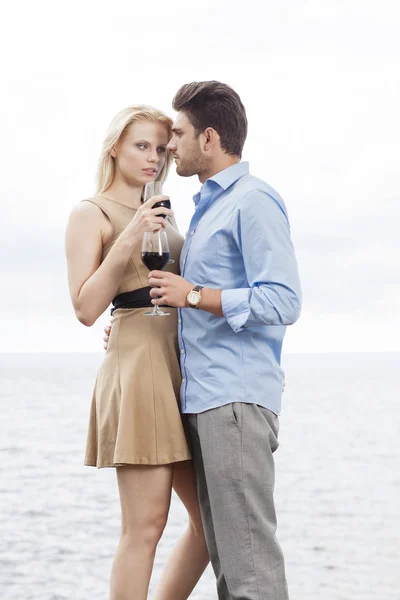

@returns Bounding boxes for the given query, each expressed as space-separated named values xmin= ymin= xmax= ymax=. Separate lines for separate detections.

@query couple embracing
xmin=66 ymin=80 xmax=301 ymax=600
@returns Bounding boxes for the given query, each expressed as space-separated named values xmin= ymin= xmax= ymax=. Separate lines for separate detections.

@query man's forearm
xmin=195 ymin=288 xmax=223 ymax=317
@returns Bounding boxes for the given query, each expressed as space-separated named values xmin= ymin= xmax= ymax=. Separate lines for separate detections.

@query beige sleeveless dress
xmin=83 ymin=195 xmax=191 ymax=468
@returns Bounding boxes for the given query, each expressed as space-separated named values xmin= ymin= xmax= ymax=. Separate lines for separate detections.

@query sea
xmin=0 ymin=352 xmax=399 ymax=600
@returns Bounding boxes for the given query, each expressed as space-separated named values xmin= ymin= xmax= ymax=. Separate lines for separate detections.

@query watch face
xmin=188 ymin=291 xmax=200 ymax=305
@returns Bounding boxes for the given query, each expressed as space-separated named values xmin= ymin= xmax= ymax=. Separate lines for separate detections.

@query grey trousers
xmin=187 ymin=403 xmax=289 ymax=600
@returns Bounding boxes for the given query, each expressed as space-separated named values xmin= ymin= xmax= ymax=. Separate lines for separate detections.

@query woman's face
xmin=113 ymin=120 xmax=170 ymax=186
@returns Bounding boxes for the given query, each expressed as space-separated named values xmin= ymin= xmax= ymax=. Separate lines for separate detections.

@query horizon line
xmin=1 ymin=351 xmax=399 ymax=355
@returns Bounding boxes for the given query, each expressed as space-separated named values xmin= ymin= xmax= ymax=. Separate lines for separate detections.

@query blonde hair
xmin=96 ymin=105 xmax=173 ymax=195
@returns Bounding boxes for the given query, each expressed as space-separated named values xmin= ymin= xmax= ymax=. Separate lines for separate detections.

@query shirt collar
xmin=193 ymin=161 xmax=249 ymax=206
xmin=208 ymin=161 xmax=249 ymax=190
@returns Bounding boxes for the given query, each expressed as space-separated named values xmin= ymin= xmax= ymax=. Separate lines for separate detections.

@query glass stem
xmin=155 ymin=233 xmax=162 ymax=315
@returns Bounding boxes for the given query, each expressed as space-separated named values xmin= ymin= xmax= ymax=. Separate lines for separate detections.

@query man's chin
xmin=176 ymin=164 xmax=195 ymax=178
xmin=175 ymin=165 xmax=186 ymax=177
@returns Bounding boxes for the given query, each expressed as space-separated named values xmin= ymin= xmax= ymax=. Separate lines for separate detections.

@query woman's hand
xmin=125 ymin=196 xmax=173 ymax=239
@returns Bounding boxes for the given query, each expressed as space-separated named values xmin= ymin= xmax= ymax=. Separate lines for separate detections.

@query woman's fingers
xmin=152 ymin=207 xmax=173 ymax=218
xmin=145 ymin=195 xmax=169 ymax=207
xmin=146 ymin=218 xmax=166 ymax=231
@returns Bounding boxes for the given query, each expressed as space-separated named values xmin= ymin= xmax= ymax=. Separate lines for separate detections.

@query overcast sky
xmin=1 ymin=0 xmax=399 ymax=352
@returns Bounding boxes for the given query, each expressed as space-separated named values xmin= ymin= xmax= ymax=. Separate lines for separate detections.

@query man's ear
xmin=202 ymin=127 xmax=219 ymax=151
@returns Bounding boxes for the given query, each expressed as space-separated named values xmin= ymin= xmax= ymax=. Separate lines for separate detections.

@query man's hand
xmin=103 ymin=319 xmax=113 ymax=350
xmin=148 ymin=271 xmax=193 ymax=308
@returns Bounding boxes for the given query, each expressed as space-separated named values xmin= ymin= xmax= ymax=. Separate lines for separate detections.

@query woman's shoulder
xmin=67 ymin=198 xmax=106 ymax=225
xmin=67 ymin=198 xmax=114 ymax=241
xmin=72 ymin=197 xmax=101 ymax=213
xmin=72 ymin=196 xmax=118 ymax=220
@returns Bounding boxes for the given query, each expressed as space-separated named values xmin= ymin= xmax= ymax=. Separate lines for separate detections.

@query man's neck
xmin=199 ymin=156 xmax=241 ymax=184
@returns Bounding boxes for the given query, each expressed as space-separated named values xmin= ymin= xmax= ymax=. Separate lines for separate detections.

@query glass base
xmin=143 ymin=309 xmax=170 ymax=317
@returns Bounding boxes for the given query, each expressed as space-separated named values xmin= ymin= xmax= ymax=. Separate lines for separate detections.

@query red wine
xmin=153 ymin=198 xmax=171 ymax=219
xmin=141 ymin=252 xmax=170 ymax=271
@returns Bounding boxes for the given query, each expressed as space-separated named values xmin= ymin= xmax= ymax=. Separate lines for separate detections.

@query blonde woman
xmin=65 ymin=106 xmax=209 ymax=600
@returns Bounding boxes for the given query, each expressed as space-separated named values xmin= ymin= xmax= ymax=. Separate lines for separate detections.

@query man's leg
xmin=196 ymin=403 xmax=289 ymax=600
xmin=187 ymin=414 xmax=231 ymax=600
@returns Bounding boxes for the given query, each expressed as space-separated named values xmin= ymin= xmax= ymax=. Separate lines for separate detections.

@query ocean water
xmin=0 ymin=352 xmax=399 ymax=600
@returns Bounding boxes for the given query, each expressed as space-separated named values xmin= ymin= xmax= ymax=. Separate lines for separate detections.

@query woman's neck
xmin=102 ymin=179 xmax=143 ymax=209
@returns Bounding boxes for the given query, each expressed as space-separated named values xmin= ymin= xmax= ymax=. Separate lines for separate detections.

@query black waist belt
xmin=111 ymin=287 xmax=172 ymax=315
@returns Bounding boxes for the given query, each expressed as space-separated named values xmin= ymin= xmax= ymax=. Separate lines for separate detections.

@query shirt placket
xmin=178 ymin=234 xmax=194 ymax=410
xmin=178 ymin=190 xmax=213 ymax=411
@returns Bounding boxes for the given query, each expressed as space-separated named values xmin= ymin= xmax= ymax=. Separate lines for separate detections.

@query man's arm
xmin=149 ymin=188 xmax=301 ymax=330
xmin=220 ymin=188 xmax=302 ymax=332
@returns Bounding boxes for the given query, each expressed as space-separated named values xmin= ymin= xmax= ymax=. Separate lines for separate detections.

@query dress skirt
xmin=84 ymin=307 xmax=191 ymax=468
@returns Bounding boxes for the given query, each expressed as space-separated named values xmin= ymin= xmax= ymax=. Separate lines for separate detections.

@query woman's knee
xmin=121 ymin=510 xmax=169 ymax=548
xmin=116 ymin=464 xmax=173 ymax=550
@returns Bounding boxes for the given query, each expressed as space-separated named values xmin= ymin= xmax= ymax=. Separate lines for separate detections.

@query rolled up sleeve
xmin=223 ymin=189 xmax=302 ymax=333
xmin=221 ymin=287 xmax=251 ymax=333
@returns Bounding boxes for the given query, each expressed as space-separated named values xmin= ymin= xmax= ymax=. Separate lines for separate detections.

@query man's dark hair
xmin=172 ymin=81 xmax=248 ymax=157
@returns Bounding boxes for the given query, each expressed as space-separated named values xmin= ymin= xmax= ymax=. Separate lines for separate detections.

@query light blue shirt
xmin=178 ymin=162 xmax=302 ymax=415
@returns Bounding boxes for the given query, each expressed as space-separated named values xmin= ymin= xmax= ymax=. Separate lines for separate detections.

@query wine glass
xmin=143 ymin=182 xmax=174 ymax=264
xmin=141 ymin=230 xmax=171 ymax=317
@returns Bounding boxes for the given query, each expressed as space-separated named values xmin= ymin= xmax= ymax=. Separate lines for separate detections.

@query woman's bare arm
xmin=65 ymin=202 xmax=137 ymax=326
xmin=65 ymin=197 xmax=173 ymax=327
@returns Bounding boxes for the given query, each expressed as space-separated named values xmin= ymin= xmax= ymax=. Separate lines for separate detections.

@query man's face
xmin=167 ymin=112 xmax=208 ymax=178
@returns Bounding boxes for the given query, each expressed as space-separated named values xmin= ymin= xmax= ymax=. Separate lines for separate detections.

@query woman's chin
xmin=128 ymin=174 xmax=157 ymax=187
xmin=139 ymin=173 xmax=158 ymax=184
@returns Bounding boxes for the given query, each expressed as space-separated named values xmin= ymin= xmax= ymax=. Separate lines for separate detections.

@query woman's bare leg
xmin=110 ymin=464 xmax=173 ymax=600
xmin=153 ymin=460 xmax=209 ymax=600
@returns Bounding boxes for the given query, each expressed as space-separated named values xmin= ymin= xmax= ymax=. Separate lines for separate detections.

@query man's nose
xmin=167 ymin=139 xmax=176 ymax=151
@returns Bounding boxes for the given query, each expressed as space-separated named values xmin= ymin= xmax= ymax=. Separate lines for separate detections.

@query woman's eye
xmin=137 ymin=143 xmax=147 ymax=150
xmin=158 ymin=147 xmax=167 ymax=154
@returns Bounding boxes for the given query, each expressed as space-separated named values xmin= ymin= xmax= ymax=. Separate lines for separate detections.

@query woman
xmin=65 ymin=105 xmax=209 ymax=600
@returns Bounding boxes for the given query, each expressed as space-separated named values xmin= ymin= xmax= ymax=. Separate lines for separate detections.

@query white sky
xmin=1 ymin=0 xmax=399 ymax=352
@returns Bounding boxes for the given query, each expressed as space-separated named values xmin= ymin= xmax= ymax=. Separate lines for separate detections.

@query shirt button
xmin=182 ymin=378 xmax=186 ymax=383
xmin=181 ymin=349 xmax=185 ymax=355
xmin=190 ymin=230 xmax=195 ymax=236
xmin=178 ymin=319 xmax=181 ymax=324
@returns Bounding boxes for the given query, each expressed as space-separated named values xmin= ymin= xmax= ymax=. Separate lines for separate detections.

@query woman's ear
xmin=110 ymin=147 xmax=117 ymax=157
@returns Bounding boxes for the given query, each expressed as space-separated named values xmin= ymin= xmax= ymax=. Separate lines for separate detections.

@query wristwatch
xmin=187 ymin=285 xmax=203 ymax=309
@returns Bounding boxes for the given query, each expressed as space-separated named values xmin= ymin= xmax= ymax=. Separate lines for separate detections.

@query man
xmin=108 ymin=81 xmax=301 ymax=599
